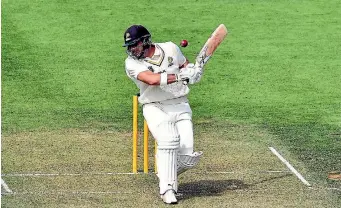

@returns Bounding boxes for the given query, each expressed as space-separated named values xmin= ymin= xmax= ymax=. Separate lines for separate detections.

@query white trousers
xmin=143 ymin=101 xmax=194 ymax=194
xmin=143 ymin=101 xmax=194 ymax=155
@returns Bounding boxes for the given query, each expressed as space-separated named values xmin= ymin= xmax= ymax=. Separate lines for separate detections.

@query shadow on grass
xmin=178 ymin=174 xmax=292 ymax=201
xmin=178 ymin=179 xmax=247 ymax=200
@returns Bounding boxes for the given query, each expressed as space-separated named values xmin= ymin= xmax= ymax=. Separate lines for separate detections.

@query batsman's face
xmin=128 ymin=41 xmax=144 ymax=59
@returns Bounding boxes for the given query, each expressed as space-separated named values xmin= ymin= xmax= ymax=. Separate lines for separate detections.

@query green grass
xmin=2 ymin=0 xmax=341 ymax=207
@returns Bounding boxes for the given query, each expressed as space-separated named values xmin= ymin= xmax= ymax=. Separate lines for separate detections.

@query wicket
xmin=132 ymin=94 xmax=157 ymax=174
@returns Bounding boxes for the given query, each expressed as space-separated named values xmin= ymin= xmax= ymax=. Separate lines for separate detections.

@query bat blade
xmin=195 ymin=24 xmax=228 ymax=68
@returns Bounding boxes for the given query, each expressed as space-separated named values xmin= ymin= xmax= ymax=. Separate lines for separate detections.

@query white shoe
xmin=161 ymin=190 xmax=177 ymax=204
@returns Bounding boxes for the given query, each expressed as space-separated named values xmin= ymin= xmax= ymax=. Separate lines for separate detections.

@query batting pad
xmin=177 ymin=151 xmax=203 ymax=175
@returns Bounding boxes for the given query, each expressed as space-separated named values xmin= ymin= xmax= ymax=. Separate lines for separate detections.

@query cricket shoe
xmin=161 ymin=190 xmax=177 ymax=204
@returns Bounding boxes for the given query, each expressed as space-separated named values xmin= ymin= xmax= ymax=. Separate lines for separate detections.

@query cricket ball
xmin=180 ymin=40 xmax=188 ymax=47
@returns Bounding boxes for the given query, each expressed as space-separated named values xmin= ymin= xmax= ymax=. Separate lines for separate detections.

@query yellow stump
xmin=132 ymin=95 xmax=138 ymax=173
xmin=132 ymin=94 xmax=157 ymax=174
xmin=143 ymin=120 xmax=149 ymax=173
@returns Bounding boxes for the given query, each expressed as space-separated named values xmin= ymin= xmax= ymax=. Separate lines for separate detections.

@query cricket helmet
xmin=123 ymin=25 xmax=152 ymax=47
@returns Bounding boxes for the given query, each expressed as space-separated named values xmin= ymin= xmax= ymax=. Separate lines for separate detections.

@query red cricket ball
xmin=180 ymin=40 xmax=188 ymax=47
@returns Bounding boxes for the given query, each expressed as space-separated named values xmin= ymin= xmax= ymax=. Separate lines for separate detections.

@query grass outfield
xmin=2 ymin=0 xmax=341 ymax=207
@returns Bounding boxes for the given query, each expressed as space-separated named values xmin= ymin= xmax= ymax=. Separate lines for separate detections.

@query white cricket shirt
xmin=125 ymin=42 xmax=189 ymax=104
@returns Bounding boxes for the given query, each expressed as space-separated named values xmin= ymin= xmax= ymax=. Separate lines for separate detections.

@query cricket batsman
xmin=123 ymin=25 xmax=203 ymax=204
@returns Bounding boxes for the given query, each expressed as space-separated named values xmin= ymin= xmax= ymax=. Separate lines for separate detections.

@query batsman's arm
xmin=179 ymin=59 xmax=190 ymax=69
xmin=137 ymin=70 xmax=179 ymax=85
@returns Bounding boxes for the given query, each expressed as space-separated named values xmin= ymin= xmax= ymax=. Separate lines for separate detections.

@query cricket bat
xmin=195 ymin=24 xmax=228 ymax=68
